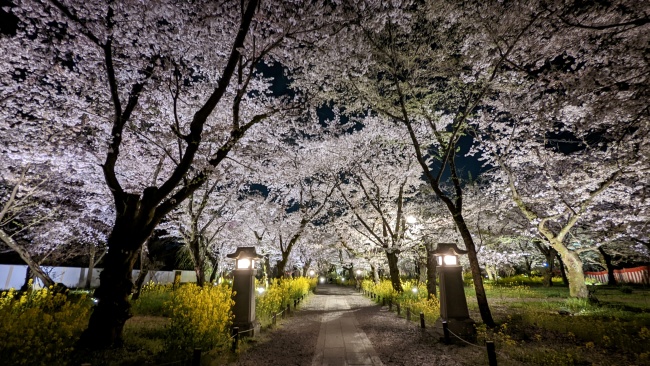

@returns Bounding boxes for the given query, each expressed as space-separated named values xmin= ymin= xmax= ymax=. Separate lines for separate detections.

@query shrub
xmin=256 ymin=277 xmax=316 ymax=326
xmin=0 ymin=283 xmax=92 ymax=365
xmin=131 ymin=281 xmax=173 ymax=316
xmin=165 ymin=283 xmax=234 ymax=352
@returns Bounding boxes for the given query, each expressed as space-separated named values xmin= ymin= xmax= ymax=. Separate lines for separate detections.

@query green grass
xmin=465 ymin=281 xmax=650 ymax=365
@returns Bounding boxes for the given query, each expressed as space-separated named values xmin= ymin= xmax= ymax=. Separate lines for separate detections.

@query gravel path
xmin=227 ymin=285 xmax=483 ymax=366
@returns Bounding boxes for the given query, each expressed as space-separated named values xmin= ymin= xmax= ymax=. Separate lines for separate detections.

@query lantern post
xmin=433 ymin=243 xmax=475 ymax=339
xmin=227 ymin=247 xmax=262 ymax=337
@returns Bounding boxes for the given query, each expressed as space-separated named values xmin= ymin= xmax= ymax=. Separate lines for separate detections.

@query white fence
xmin=0 ymin=264 xmax=197 ymax=290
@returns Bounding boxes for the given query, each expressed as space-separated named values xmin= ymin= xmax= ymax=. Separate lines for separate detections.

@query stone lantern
xmin=227 ymin=246 xmax=262 ymax=336
xmin=433 ymin=243 xmax=475 ymax=338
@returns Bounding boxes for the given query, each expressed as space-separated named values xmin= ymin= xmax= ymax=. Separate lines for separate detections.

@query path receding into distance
xmin=310 ymin=285 xmax=383 ymax=366
xmin=228 ymin=284 xmax=472 ymax=366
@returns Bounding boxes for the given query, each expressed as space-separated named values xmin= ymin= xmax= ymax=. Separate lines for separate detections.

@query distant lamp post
xmin=433 ymin=243 xmax=475 ymax=339
xmin=309 ymin=270 xmax=315 ymax=277
xmin=227 ymin=246 xmax=262 ymax=337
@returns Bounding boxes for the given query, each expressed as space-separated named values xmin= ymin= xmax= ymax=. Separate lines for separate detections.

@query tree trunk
xmin=598 ymin=246 xmax=617 ymax=286
xmin=371 ymin=264 xmax=379 ymax=283
xmin=425 ymin=243 xmax=437 ymax=299
xmin=188 ymin=236 xmax=206 ymax=287
xmin=486 ymin=265 xmax=497 ymax=281
xmin=302 ymin=259 xmax=312 ymax=277
xmin=534 ymin=242 xmax=557 ymax=287
xmin=453 ymin=212 xmax=495 ymax=327
xmin=555 ymin=246 xmax=588 ymax=298
xmin=523 ymin=256 xmax=532 ymax=276
xmin=0 ymin=229 xmax=56 ymax=288
xmin=79 ymin=212 xmax=154 ymax=349
xmin=206 ymin=251 xmax=220 ymax=284
xmin=557 ymin=255 xmax=569 ymax=286
xmin=131 ymin=242 xmax=152 ymax=301
xmin=20 ymin=267 xmax=33 ymax=292
xmin=276 ymin=252 xmax=290 ymax=279
xmin=85 ymin=246 xmax=106 ymax=289
xmin=385 ymin=251 xmax=403 ymax=292
xmin=417 ymin=254 xmax=427 ymax=284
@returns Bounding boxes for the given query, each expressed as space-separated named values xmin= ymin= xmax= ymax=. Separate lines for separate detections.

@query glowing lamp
xmin=226 ymin=246 xmax=263 ymax=337
xmin=237 ymin=258 xmax=253 ymax=269
xmin=309 ymin=270 xmax=315 ymax=277
xmin=433 ymin=243 xmax=466 ymax=267
xmin=432 ymin=243 xmax=475 ymax=339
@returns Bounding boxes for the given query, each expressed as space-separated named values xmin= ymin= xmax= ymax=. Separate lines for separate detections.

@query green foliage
xmin=362 ymin=279 xmax=440 ymax=324
xmin=0 ymin=283 xmax=92 ymax=365
xmin=255 ymin=277 xmax=316 ymax=326
xmin=468 ymin=277 xmax=650 ymax=365
xmin=164 ymin=283 xmax=234 ymax=352
xmin=131 ymin=281 xmax=173 ymax=316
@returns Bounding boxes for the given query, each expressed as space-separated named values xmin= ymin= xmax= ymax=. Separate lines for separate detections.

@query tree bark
xmin=302 ymin=259 xmax=312 ymax=277
xmin=371 ymin=264 xmax=380 ymax=283
xmin=0 ymin=229 xmax=56 ymax=288
xmin=189 ymin=236 xmax=206 ymax=286
xmin=78 ymin=209 xmax=155 ymax=348
xmin=417 ymin=253 xmax=427 ymax=284
xmin=555 ymin=246 xmax=589 ymax=298
xmin=455 ymin=214 xmax=495 ymax=327
xmin=598 ymin=246 xmax=617 ymax=286
xmin=557 ymin=255 xmax=569 ymax=286
xmin=131 ymin=245 xmax=151 ymax=301
xmin=385 ymin=251 xmax=403 ymax=292
xmin=534 ymin=241 xmax=557 ymax=287
xmin=425 ymin=243 xmax=437 ymax=299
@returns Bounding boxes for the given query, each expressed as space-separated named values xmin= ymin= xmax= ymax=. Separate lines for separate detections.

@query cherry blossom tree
xmin=2 ymin=0 xmax=349 ymax=347
xmin=334 ymin=118 xmax=425 ymax=292
xmin=291 ymin=0 xmax=501 ymax=325
xmin=0 ymin=167 xmax=58 ymax=287
xmin=470 ymin=0 xmax=649 ymax=298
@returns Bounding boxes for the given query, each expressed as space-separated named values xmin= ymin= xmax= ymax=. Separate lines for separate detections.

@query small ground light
xmin=356 ymin=270 xmax=361 ymax=275
xmin=309 ymin=270 xmax=315 ymax=276
xmin=342 ymin=278 xmax=345 ymax=282
xmin=256 ymin=287 xmax=265 ymax=294
xmin=412 ymin=287 xmax=418 ymax=293
xmin=319 ymin=277 xmax=326 ymax=283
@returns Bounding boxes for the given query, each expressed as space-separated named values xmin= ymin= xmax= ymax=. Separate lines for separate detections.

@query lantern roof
xmin=226 ymin=246 xmax=263 ymax=260
xmin=433 ymin=243 xmax=467 ymax=256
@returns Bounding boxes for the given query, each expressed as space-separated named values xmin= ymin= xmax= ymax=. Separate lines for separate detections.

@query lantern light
xmin=226 ymin=246 xmax=263 ymax=337
xmin=433 ymin=243 xmax=466 ymax=267
xmin=309 ymin=270 xmax=315 ymax=277
xmin=237 ymin=258 xmax=252 ymax=269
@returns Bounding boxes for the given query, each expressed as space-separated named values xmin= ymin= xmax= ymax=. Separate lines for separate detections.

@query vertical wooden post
xmin=442 ymin=320 xmax=450 ymax=344
xmin=487 ymin=341 xmax=497 ymax=366
xmin=192 ymin=348 xmax=202 ymax=366
xmin=406 ymin=307 xmax=411 ymax=321
xmin=396 ymin=303 xmax=401 ymax=316
xmin=272 ymin=314 xmax=277 ymax=326
xmin=287 ymin=304 xmax=291 ymax=315
xmin=231 ymin=327 xmax=240 ymax=352
xmin=420 ymin=312 xmax=425 ymax=329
